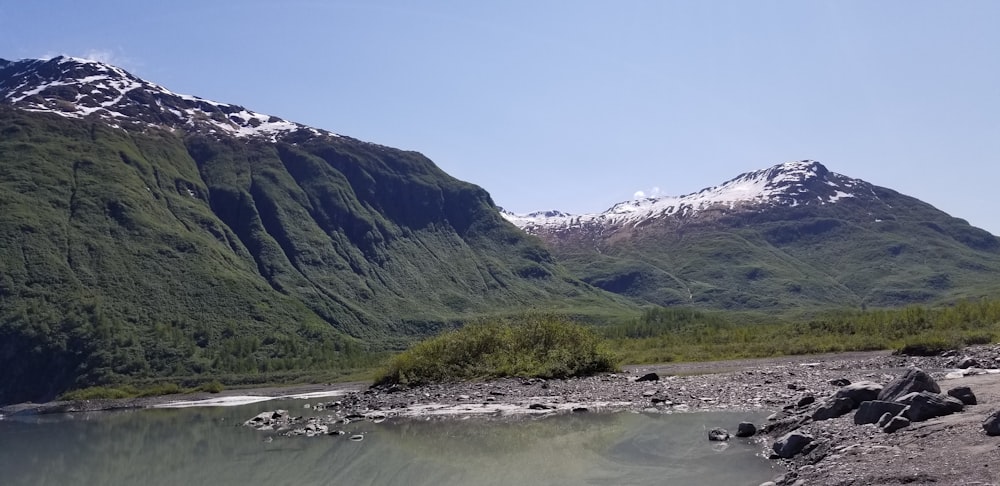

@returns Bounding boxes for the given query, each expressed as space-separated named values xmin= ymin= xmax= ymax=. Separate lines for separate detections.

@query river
xmin=0 ymin=396 xmax=780 ymax=485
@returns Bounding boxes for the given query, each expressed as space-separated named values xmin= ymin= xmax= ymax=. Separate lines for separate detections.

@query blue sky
xmin=3 ymin=1 xmax=1000 ymax=233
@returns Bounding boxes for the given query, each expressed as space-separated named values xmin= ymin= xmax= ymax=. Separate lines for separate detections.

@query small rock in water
xmin=708 ymin=427 xmax=730 ymax=441
xmin=528 ymin=403 xmax=555 ymax=410
xmin=572 ymin=407 xmax=589 ymax=413
xmin=349 ymin=435 xmax=364 ymax=441
xmin=736 ymin=422 xmax=757 ymax=438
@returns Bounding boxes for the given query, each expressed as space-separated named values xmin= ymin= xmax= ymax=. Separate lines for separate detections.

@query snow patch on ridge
xmin=0 ymin=56 xmax=336 ymax=141
xmin=502 ymin=160 xmax=859 ymax=231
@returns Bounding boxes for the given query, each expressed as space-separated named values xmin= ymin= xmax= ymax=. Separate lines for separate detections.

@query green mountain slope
xmin=512 ymin=162 xmax=1000 ymax=312
xmin=0 ymin=107 xmax=627 ymax=404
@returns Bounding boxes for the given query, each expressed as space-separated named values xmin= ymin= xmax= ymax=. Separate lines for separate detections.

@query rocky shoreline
xmin=241 ymin=348 xmax=1000 ymax=486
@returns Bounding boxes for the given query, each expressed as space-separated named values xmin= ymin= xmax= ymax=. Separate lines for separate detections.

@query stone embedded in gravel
xmin=854 ymin=400 xmax=908 ymax=425
xmin=882 ymin=414 xmax=910 ymax=433
xmin=829 ymin=378 xmax=851 ymax=387
xmin=636 ymin=372 xmax=660 ymax=382
xmin=877 ymin=368 xmax=940 ymax=402
xmin=773 ymin=431 xmax=814 ymax=458
xmin=796 ymin=395 xmax=816 ymax=408
xmin=835 ymin=381 xmax=883 ymax=404
xmin=958 ymin=357 xmax=980 ymax=369
xmin=947 ymin=386 xmax=977 ymax=405
xmin=982 ymin=410 xmax=1000 ymax=436
xmin=708 ymin=427 xmax=730 ymax=441
xmin=898 ymin=391 xmax=964 ymax=422
xmin=736 ymin=422 xmax=757 ymax=438
xmin=812 ymin=397 xmax=856 ymax=421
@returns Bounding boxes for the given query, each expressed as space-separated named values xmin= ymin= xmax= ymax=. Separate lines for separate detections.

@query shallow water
xmin=0 ymin=399 xmax=779 ymax=486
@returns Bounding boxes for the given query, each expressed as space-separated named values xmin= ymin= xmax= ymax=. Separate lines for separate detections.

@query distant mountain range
xmin=0 ymin=56 xmax=628 ymax=404
xmin=502 ymin=160 xmax=1000 ymax=310
xmin=2 ymin=55 xmax=997 ymax=405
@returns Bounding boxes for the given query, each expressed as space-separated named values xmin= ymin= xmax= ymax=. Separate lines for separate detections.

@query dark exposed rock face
xmin=834 ymin=381 xmax=883 ymax=403
xmin=877 ymin=368 xmax=940 ymax=402
xmin=773 ymin=431 xmax=814 ymax=459
xmin=947 ymin=386 xmax=977 ymax=405
xmin=898 ymin=391 xmax=964 ymax=422
xmin=812 ymin=397 xmax=855 ymax=421
xmin=983 ymin=410 xmax=1000 ymax=436
xmin=854 ymin=400 xmax=908 ymax=425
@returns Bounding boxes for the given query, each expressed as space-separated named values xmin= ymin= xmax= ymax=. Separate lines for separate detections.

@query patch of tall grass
xmin=374 ymin=315 xmax=619 ymax=386
xmin=608 ymin=299 xmax=1000 ymax=364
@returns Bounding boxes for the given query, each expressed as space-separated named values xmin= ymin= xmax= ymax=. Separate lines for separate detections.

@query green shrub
xmin=134 ymin=383 xmax=184 ymax=397
xmin=374 ymin=315 xmax=619 ymax=386
xmin=59 ymin=386 xmax=135 ymax=401
xmin=195 ymin=380 xmax=225 ymax=393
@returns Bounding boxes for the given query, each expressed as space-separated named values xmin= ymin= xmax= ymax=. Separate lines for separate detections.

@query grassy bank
xmin=606 ymin=300 xmax=1000 ymax=364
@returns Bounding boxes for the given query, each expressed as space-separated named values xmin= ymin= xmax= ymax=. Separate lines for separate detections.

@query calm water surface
xmin=0 ymin=399 xmax=780 ymax=485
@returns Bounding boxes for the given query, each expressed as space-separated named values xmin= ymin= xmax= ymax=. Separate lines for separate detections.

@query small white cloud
xmin=633 ymin=186 xmax=664 ymax=200
xmin=82 ymin=49 xmax=116 ymax=64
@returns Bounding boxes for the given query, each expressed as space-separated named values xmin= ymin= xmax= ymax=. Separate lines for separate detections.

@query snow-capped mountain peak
xmin=502 ymin=160 xmax=868 ymax=232
xmin=0 ymin=56 xmax=335 ymax=141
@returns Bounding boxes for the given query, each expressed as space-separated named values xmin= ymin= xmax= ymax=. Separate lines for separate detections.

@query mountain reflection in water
xmin=0 ymin=399 xmax=779 ymax=486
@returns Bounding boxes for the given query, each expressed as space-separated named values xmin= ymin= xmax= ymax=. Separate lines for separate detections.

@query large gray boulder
xmin=772 ymin=431 xmax=814 ymax=459
xmin=898 ymin=391 xmax=964 ymax=422
xmin=947 ymin=386 xmax=977 ymax=406
xmin=834 ymin=381 xmax=883 ymax=404
xmin=877 ymin=368 xmax=940 ymax=402
xmin=812 ymin=397 xmax=855 ymax=421
xmin=983 ymin=410 xmax=1000 ymax=436
xmin=854 ymin=400 xmax=908 ymax=425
